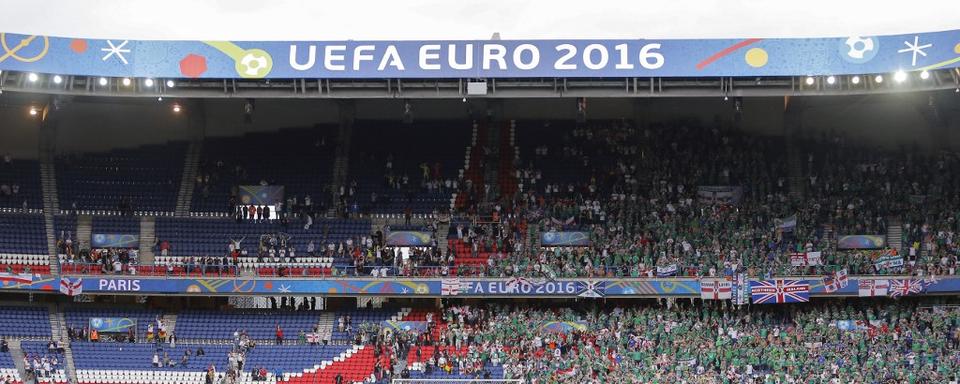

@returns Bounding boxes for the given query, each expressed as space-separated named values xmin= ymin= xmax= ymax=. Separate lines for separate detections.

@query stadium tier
xmin=56 ymin=142 xmax=188 ymax=214
xmin=2 ymin=15 xmax=960 ymax=382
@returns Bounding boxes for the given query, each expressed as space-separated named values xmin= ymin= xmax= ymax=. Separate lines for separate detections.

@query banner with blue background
xmin=91 ymin=234 xmax=139 ymax=248
xmin=1 ymin=30 xmax=959 ymax=79
xmin=239 ymin=185 xmax=285 ymax=206
xmin=385 ymin=231 xmax=433 ymax=246
xmin=88 ymin=317 xmax=136 ymax=333
xmin=541 ymin=231 xmax=591 ymax=246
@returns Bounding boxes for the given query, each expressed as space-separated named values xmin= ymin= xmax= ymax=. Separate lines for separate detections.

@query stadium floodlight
xmin=172 ymin=104 xmax=181 ymax=113
xmin=29 ymin=106 xmax=38 ymax=116
xmin=157 ymin=96 xmax=163 ymax=101
xmin=98 ymin=77 xmax=108 ymax=86
xmin=874 ymin=75 xmax=884 ymax=83
xmin=804 ymin=76 xmax=815 ymax=85
xmin=894 ymin=70 xmax=907 ymax=83
xmin=826 ymin=75 xmax=836 ymax=85
xmin=144 ymin=78 xmax=155 ymax=87
xmin=122 ymin=78 xmax=131 ymax=86
xmin=919 ymin=70 xmax=930 ymax=80
xmin=53 ymin=75 xmax=63 ymax=84
xmin=723 ymin=95 xmax=729 ymax=101
xmin=27 ymin=73 xmax=39 ymax=82
xmin=851 ymin=75 xmax=861 ymax=85
xmin=166 ymin=80 xmax=175 ymax=88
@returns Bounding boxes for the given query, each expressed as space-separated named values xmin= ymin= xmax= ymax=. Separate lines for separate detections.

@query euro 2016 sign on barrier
xmin=2 ymin=30 xmax=960 ymax=79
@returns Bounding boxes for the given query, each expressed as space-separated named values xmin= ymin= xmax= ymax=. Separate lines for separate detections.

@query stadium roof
xmin=3 ymin=0 xmax=959 ymax=41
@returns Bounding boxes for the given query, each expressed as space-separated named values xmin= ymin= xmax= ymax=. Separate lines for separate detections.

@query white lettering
xmin=378 ymin=45 xmax=405 ymax=71
xmin=353 ymin=45 xmax=375 ymax=70
xmin=419 ymin=44 xmax=441 ymax=70
xmin=448 ymin=44 xmax=473 ymax=70
xmin=324 ymin=45 xmax=346 ymax=71
xmin=482 ymin=44 xmax=507 ymax=70
xmin=513 ymin=44 xmax=540 ymax=70
xmin=289 ymin=45 xmax=316 ymax=71
xmin=583 ymin=44 xmax=609 ymax=70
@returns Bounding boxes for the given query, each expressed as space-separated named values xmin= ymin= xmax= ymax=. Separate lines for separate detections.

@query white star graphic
xmin=278 ymin=284 xmax=291 ymax=293
xmin=400 ymin=287 xmax=410 ymax=294
xmin=101 ymin=40 xmax=130 ymax=65
xmin=897 ymin=36 xmax=932 ymax=67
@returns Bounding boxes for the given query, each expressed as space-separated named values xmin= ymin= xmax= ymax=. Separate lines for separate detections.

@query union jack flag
xmin=888 ymin=279 xmax=925 ymax=297
xmin=750 ymin=279 xmax=809 ymax=304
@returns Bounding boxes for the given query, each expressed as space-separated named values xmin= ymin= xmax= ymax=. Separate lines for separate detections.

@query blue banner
xmin=3 ymin=275 xmax=960 ymax=298
xmin=1 ymin=30 xmax=959 ymax=79
xmin=837 ymin=235 xmax=886 ymax=249
xmin=91 ymin=234 xmax=139 ymax=248
xmin=541 ymin=231 xmax=591 ymax=246
xmin=88 ymin=317 xmax=136 ymax=333
xmin=385 ymin=231 xmax=433 ymax=246
xmin=239 ymin=185 xmax=285 ymax=206
xmin=381 ymin=320 xmax=428 ymax=332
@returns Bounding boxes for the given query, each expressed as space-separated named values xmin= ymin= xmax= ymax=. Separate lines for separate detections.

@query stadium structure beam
xmin=0 ymin=71 xmax=957 ymax=99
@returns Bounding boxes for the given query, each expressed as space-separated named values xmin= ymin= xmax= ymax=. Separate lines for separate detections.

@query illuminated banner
xmin=91 ymin=233 xmax=139 ymax=248
xmin=837 ymin=235 xmax=886 ymax=249
xmin=89 ymin=317 xmax=137 ymax=333
xmin=385 ymin=231 xmax=433 ymax=246
xmin=1 ymin=30 xmax=959 ymax=79
xmin=239 ymin=185 xmax=285 ymax=206
xmin=541 ymin=231 xmax=591 ymax=246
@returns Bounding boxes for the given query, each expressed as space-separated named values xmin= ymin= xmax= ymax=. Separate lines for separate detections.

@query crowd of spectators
xmin=351 ymin=300 xmax=960 ymax=384
xmin=459 ymin=121 xmax=960 ymax=279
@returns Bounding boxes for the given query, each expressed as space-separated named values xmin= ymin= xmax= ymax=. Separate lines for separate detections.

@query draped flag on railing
xmin=750 ymin=279 xmax=809 ymax=304
xmin=858 ymin=279 xmax=889 ymax=297
xmin=0 ymin=272 xmax=34 ymax=285
xmin=733 ymin=273 xmax=750 ymax=305
xmin=823 ymin=269 xmax=849 ymax=293
xmin=700 ymin=279 xmax=732 ymax=300
xmin=441 ymin=278 xmax=465 ymax=296
xmin=59 ymin=277 xmax=83 ymax=296
xmin=889 ymin=279 xmax=927 ymax=297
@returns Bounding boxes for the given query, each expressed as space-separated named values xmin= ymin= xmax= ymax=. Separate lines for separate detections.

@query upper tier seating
xmin=56 ymin=142 xmax=187 ymax=213
xmin=0 ymin=158 xmax=42 ymax=211
xmin=192 ymin=126 xmax=337 ymax=213
xmin=346 ymin=121 xmax=469 ymax=214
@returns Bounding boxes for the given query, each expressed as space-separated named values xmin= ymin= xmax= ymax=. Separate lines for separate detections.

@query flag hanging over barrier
xmin=750 ymin=279 xmax=809 ymax=304
xmin=700 ymin=279 xmax=732 ymax=300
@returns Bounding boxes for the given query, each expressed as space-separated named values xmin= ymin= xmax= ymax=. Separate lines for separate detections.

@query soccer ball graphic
xmin=840 ymin=36 xmax=879 ymax=63
xmin=236 ymin=49 xmax=273 ymax=78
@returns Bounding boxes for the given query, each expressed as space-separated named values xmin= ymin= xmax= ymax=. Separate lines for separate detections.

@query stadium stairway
xmin=330 ymin=120 xmax=354 ymax=213
xmin=40 ymin=150 xmax=60 ymax=273
xmin=174 ymin=141 xmax=202 ymax=217
xmin=49 ymin=305 xmax=78 ymax=383
xmin=454 ymin=123 xmax=483 ymax=211
xmin=436 ymin=220 xmax=450 ymax=257
xmin=76 ymin=215 xmax=92 ymax=251
xmin=315 ymin=312 xmax=336 ymax=344
xmin=138 ymin=216 xmax=156 ymax=264
xmin=9 ymin=339 xmax=28 ymax=384
xmin=886 ymin=217 xmax=903 ymax=253
xmin=161 ymin=313 xmax=177 ymax=336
